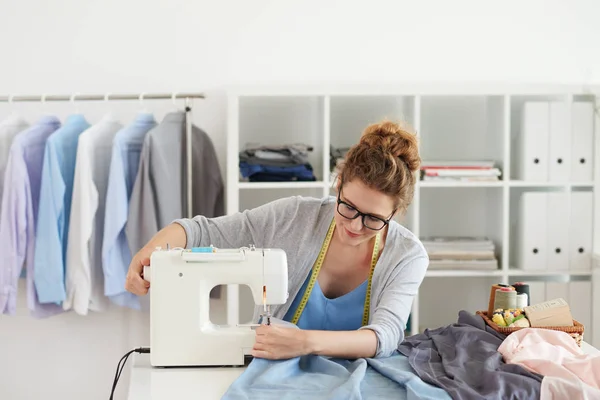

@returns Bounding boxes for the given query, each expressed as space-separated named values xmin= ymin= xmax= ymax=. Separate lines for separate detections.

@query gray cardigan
xmin=174 ymin=195 xmax=429 ymax=358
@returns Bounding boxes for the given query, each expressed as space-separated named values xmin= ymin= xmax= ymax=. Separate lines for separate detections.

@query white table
xmin=127 ymin=341 xmax=600 ymax=400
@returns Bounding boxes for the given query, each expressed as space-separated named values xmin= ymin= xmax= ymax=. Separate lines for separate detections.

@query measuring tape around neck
xmin=290 ymin=218 xmax=381 ymax=326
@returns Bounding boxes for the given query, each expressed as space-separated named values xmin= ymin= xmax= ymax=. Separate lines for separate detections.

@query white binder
xmin=545 ymin=282 xmax=569 ymax=304
xmin=546 ymin=192 xmax=569 ymax=271
xmin=548 ymin=102 xmax=571 ymax=182
xmin=520 ymin=102 xmax=549 ymax=181
xmin=571 ymin=102 xmax=594 ymax=182
xmin=527 ymin=281 xmax=547 ymax=305
xmin=568 ymin=281 xmax=592 ymax=340
xmin=517 ymin=192 xmax=547 ymax=270
xmin=569 ymin=192 xmax=593 ymax=271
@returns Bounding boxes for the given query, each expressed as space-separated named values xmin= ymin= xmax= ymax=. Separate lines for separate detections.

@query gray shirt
xmin=174 ymin=195 xmax=429 ymax=358
xmin=127 ymin=111 xmax=224 ymax=255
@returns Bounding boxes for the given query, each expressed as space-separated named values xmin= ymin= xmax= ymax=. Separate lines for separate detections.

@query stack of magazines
xmin=422 ymin=236 xmax=498 ymax=270
xmin=420 ymin=160 xmax=502 ymax=182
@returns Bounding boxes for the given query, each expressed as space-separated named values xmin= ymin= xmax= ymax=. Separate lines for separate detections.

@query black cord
xmin=110 ymin=347 xmax=150 ymax=400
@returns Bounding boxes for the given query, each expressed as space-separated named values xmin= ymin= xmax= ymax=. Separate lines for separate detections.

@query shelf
xmin=228 ymin=86 xmax=599 ymax=347
xmin=419 ymin=181 xmax=503 ymax=188
xmin=509 ymin=181 xmax=594 ymax=188
xmin=417 ymin=180 xmax=595 ymax=188
xmin=238 ymin=181 xmax=328 ymax=190
xmin=426 ymin=270 xmax=504 ymax=277
xmin=507 ymin=269 xmax=593 ymax=277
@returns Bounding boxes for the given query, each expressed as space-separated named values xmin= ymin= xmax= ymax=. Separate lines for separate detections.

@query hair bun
xmin=360 ymin=120 xmax=421 ymax=172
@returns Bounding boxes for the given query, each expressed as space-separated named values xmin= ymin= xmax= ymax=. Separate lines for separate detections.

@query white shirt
xmin=64 ymin=114 xmax=123 ymax=315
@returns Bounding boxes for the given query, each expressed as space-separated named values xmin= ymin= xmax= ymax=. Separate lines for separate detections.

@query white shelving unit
xmin=226 ymin=84 xmax=600 ymax=347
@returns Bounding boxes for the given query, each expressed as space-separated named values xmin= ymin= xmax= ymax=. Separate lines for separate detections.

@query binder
xmin=548 ymin=102 xmax=571 ymax=182
xmin=569 ymin=192 xmax=593 ymax=271
xmin=546 ymin=192 xmax=569 ymax=271
xmin=571 ymin=102 xmax=594 ymax=182
xmin=568 ymin=281 xmax=592 ymax=340
xmin=517 ymin=192 xmax=547 ymax=270
xmin=520 ymin=102 xmax=549 ymax=181
xmin=527 ymin=281 xmax=547 ymax=306
xmin=545 ymin=282 xmax=569 ymax=304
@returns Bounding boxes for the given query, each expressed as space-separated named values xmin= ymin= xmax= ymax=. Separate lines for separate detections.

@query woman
xmin=125 ymin=120 xmax=429 ymax=360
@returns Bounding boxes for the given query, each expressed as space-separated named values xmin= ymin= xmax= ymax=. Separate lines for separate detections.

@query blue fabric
xmin=102 ymin=113 xmax=156 ymax=309
xmin=34 ymin=114 xmax=90 ymax=304
xmin=239 ymin=162 xmax=316 ymax=181
xmin=283 ymin=274 xmax=367 ymax=331
xmin=222 ymin=352 xmax=451 ymax=400
xmin=223 ymin=273 xmax=449 ymax=399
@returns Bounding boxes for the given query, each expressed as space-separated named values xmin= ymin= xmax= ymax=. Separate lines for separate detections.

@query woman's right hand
xmin=125 ymin=223 xmax=188 ymax=296
xmin=125 ymin=247 xmax=153 ymax=295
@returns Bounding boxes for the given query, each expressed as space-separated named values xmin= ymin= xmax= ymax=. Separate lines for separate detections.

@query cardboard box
xmin=523 ymin=298 xmax=574 ymax=327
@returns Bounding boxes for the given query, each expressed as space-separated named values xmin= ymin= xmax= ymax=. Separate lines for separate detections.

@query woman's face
xmin=333 ymin=179 xmax=396 ymax=246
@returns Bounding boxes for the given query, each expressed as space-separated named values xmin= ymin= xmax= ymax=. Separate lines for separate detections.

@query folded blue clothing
xmin=221 ymin=351 xmax=451 ymax=400
xmin=239 ymin=162 xmax=315 ymax=180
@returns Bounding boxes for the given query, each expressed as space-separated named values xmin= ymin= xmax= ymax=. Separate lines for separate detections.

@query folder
xmin=520 ymin=102 xmax=549 ymax=181
xmin=571 ymin=102 xmax=594 ymax=182
xmin=569 ymin=192 xmax=593 ymax=271
xmin=549 ymin=102 xmax=571 ymax=182
xmin=517 ymin=192 xmax=547 ymax=270
xmin=546 ymin=192 xmax=569 ymax=271
xmin=545 ymin=282 xmax=569 ymax=305
xmin=527 ymin=281 xmax=547 ymax=306
xmin=568 ymin=281 xmax=592 ymax=339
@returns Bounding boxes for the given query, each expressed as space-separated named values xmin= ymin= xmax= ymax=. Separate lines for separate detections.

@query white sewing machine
xmin=144 ymin=245 xmax=289 ymax=368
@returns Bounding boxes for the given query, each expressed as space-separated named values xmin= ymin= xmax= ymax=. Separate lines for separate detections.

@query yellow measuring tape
xmin=290 ymin=218 xmax=381 ymax=326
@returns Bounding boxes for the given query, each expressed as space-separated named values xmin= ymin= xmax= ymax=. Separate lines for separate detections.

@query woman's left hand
xmin=252 ymin=324 xmax=310 ymax=360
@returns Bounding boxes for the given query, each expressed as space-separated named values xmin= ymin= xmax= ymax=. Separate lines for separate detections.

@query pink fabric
xmin=498 ymin=328 xmax=600 ymax=399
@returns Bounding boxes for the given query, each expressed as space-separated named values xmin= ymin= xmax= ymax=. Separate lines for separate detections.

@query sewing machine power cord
xmin=109 ymin=347 xmax=150 ymax=400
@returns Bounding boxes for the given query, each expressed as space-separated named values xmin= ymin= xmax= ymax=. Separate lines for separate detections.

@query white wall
xmin=1 ymin=0 xmax=599 ymax=399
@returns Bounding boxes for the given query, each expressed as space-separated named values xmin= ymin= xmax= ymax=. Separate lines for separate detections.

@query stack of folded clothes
xmin=239 ymin=143 xmax=316 ymax=182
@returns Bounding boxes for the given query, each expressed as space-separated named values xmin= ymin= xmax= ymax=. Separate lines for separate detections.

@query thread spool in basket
xmin=512 ymin=282 xmax=531 ymax=306
xmin=494 ymin=288 xmax=517 ymax=310
xmin=488 ymin=284 xmax=514 ymax=315
xmin=516 ymin=293 xmax=528 ymax=309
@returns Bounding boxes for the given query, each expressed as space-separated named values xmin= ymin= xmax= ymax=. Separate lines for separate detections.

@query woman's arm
xmin=305 ymin=329 xmax=378 ymax=359
xmin=125 ymin=223 xmax=187 ymax=295
xmin=252 ymin=324 xmax=377 ymax=360
xmin=125 ymin=196 xmax=304 ymax=296
xmin=358 ymin=255 xmax=429 ymax=358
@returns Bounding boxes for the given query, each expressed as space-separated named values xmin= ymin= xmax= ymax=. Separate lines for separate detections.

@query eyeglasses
xmin=336 ymin=192 xmax=395 ymax=231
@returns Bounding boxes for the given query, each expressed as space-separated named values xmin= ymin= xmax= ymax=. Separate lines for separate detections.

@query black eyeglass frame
xmin=336 ymin=190 xmax=396 ymax=231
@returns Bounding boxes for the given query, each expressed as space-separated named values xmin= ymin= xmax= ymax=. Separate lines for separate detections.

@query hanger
xmin=171 ymin=92 xmax=181 ymax=112
xmin=139 ymin=92 xmax=150 ymax=114
xmin=70 ymin=92 xmax=81 ymax=115
xmin=103 ymin=92 xmax=117 ymax=121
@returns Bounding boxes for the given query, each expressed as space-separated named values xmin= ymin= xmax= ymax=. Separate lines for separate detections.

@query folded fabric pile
xmin=330 ymin=146 xmax=350 ymax=172
xmin=239 ymin=143 xmax=316 ymax=182
xmin=421 ymin=236 xmax=499 ymax=270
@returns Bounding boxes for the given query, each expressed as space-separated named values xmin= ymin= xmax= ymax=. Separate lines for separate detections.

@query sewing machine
xmin=144 ymin=245 xmax=289 ymax=368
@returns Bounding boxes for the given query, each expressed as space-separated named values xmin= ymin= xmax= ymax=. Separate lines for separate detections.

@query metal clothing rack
xmin=0 ymin=92 xmax=205 ymax=219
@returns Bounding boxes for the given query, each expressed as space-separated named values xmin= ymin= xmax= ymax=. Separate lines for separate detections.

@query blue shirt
xmin=102 ymin=113 xmax=156 ymax=309
xmin=33 ymin=114 xmax=91 ymax=304
xmin=283 ymin=273 xmax=368 ymax=331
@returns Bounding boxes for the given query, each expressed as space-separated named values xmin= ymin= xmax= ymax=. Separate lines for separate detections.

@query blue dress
xmin=283 ymin=273 xmax=368 ymax=331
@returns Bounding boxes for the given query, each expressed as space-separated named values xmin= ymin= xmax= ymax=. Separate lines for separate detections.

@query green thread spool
xmin=494 ymin=288 xmax=517 ymax=310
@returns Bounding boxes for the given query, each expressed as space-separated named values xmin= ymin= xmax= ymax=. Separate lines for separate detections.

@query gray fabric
xmin=239 ymin=143 xmax=312 ymax=165
xmin=126 ymin=111 xmax=224 ymax=296
xmin=397 ymin=310 xmax=543 ymax=400
xmin=174 ymin=195 xmax=429 ymax=358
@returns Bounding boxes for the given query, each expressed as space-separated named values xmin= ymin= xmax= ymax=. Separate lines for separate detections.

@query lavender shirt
xmin=0 ymin=116 xmax=64 ymax=317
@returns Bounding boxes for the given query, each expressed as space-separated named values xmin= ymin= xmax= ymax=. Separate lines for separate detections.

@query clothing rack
xmin=0 ymin=92 xmax=205 ymax=219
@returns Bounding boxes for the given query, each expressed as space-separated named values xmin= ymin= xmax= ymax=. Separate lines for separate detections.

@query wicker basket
xmin=476 ymin=311 xmax=585 ymax=347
